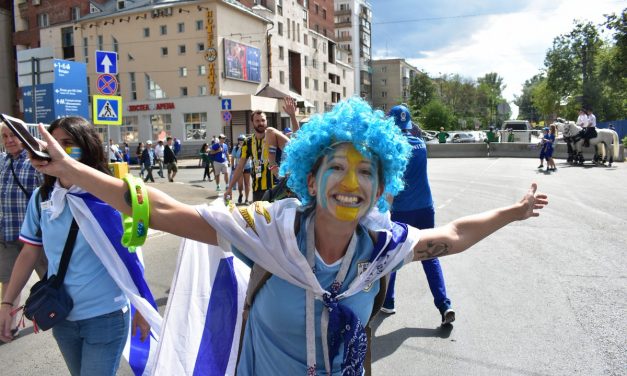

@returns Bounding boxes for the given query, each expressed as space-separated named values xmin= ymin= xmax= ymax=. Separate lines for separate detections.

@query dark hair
xmin=200 ymin=142 xmax=208 ymax=151
xmin=41 ymin=117 xmax=110 ymax=198
xmin=250 ymin=110 xmax=265 ymax=122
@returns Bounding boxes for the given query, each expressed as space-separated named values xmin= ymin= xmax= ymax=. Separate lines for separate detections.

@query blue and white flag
xmin=153 ymin=234 xmax=250 ymax=376
xmin=59 ymin=187 xmax=161 ymax=376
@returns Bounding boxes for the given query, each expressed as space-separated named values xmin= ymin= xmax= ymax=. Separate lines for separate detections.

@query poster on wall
xmin=223 ymin=39 xmax=261 ymax=83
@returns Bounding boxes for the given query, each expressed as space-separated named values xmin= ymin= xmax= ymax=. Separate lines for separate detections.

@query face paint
xmin=65 ymin=146 xmax=82 ymax=160
xmin=314 ymin=143 xmax=379 ymax=222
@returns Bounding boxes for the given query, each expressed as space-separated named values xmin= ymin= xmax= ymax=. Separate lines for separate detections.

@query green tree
xmin=408 ymin=72 xmax=435 ymax=116
xmin=420 ymin=100 xmax=455 ymax=130
xmin=515 ymin=74 xmax=544 ymax=122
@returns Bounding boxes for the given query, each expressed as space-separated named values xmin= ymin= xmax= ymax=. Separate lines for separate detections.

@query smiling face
xmin=1 ymin=125 xmax=24 ymax=157
xmin=308 ymin=143 xmax=381 ymax=222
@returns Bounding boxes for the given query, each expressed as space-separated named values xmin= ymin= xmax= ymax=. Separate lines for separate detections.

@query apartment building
xmin=334 ymin=0 xmax=371 ymax=102
xmin=371 ymin=58 xmax=419 ymax=112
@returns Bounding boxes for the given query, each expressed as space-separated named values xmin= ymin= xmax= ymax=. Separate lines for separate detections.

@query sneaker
xmin=216 ymin=185 xmax=221 ymax=191
xmin=441 ymin=308 xmax=456 ymax=325
xmin=380 ymin=299 xmax=396 ymax=314
xmin=238 ymin=194 xmax=243 ymax=204
xmin=537 ymin=164 xmax=544 ymax=169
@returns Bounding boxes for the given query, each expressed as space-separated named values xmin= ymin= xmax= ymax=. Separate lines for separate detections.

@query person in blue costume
xmin=382 ymin=105 xmax=455 ymax=325
xmin=538 ymin=125 xmax=556 ymax=171
xmin=0 ymin=117 xmax=151 ymax=375
xmin=28 ymin=98 xmax=548 ymax=376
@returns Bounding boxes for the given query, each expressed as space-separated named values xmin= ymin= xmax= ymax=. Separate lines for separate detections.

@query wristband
xmin=121 ymin=174 xmax=150 ymax=249
xmin=1 ymin=302 xmax=13 ymax=307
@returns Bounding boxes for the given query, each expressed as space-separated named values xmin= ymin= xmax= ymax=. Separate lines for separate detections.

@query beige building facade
xmin=371 ymin=58 xmax=419 ymax=112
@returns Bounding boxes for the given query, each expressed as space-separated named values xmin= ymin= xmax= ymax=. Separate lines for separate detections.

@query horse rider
xmin=580 ymin=108 xmax=597 ymax=147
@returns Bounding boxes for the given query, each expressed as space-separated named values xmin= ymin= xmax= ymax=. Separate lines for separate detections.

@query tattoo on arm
xmin=415 ymin=241 xmax=450 ymax=260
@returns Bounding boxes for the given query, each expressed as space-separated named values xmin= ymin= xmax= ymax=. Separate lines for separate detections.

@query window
xmin=150 ymin=114 xmax=172 ymax=141
xmin=304 ymin=34 xmax=308 ymax=45
xmin=183 ymin=113 xmax=207 ymax=141
xmin=71 ymin=6 xmax=81 ymax=21
xmin=279 ymin=71 xmax=285 ymax=84
xmin=305 ymin=77 xmax=309 ymax=89
xmin=287 ymin=18 xmax=290 ymax=39
xmin=179 ymin=67 xmax=188 ymax=77
xmin=277 ymin=0 xmax=283 ymax=15
xmin=178 ymin=45 xmax=186 ymax=55
xmin=322 ymin=9 xmax=326 ymax=19
xmin=343 ymin=87 xmax=346 ymax=97
xmin=112 ymin=37 xmax=119 ymax=53
xmin=312 ymin=59 xmax=317 ymax=68
xmin=304 ymin=56 xmax=308 ymax=66
xmin=177 ymin=22 xmax=185 ymax=33
xmin=323 ymin=82 xmax=327 ymax=92
xmin=199 ymin=86 xmax=207 ymax=96
xmin=121 ymin=116 xmax=139 ymax=143
xmin=198 ymin=65 xmax=206 ymax=75
xmin=381 ymin=79 xmax=387 ymax=86
xmin=196 ymin=42 xmax=205 ymax=52
xmin=381 ymin=91 xmax=387 ymax=98
xmin=323 ymin=43 xmax=327 ymax=54
xmin=278 ymin=22 xmax=283 ymax=36
xmin=143 ymin=28 xmax=150 ymax=38
xmin=160 ymin=25 xmax=167 ymax=35
xmin=129 ymin=72 xmax=137 ymax=100
xmin=279 ymin=46 xmax=284 ymax=60
xmin=314 ymin=79 xmax=318 ymax=91
xmin=180 ymin=87 xmax=188 ymax=97
xmin=97 ymin=35 xmax=103 ymax=50
xmin=161 ymin=47 xmax=168 ymax=56
xmin=196 ymin=20 xmax=203 ymax=30
xmin=323 ymin=62 xmax=327 ymax=73
xmin=37 ymin=13 xmax=49 ymax=27
xmin=312 ymin=38 xmax=317 ymax=50
xmin=381 ymin=66 xmax=387 ymax=73
xmin=83 ymin=37 xmax=88 ymax=63
xmin=146 ymin=74 xmax=166 ymax=99
xmin=314 ymin=4 xmax=319 ymax=14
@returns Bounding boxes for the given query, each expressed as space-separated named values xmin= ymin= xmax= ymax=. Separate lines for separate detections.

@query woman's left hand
xmin=517 ymin=183 xmax=548 ymax=220
xmin=30 ymin=124 xmax=78 ymax=180
xmin=132 ymin=310 xmax=151 ymax=342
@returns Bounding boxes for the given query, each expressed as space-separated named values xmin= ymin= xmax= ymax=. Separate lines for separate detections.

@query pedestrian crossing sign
xmin=93 ymin=95 xmax=122 ymax=125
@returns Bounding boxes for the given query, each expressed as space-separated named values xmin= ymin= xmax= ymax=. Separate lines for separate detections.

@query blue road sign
xmin=22 ymin=83 xmax=55 ymax=124
xmin=53 ymin=59 xmax=89 ymax=119
xmin=222 ymin=111 xmax=232 ymax=122
xmin=97 ymin=74 xmax=118 ymax=95
xmin=93 ymin=95 xmax=122 ymax=125
xmin=221 ymin=99 xmax=232 ymax=110
xmin=95 ymin=50 xmax=118 ymax=74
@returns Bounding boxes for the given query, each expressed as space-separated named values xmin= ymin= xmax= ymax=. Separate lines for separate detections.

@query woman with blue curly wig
xmin=30 ymin=97 xmax=548 ymax=376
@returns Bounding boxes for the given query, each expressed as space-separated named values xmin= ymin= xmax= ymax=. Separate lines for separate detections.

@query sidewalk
xmin=128 ymin=157 xmax=203 ymax=170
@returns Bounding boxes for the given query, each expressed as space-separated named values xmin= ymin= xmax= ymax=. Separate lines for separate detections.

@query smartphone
xmin=0 ymin=113 xmax=51 ymax=160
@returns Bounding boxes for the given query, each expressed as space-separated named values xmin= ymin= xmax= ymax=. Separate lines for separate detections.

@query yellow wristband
xmin=121 ymin=174 xmax=150 ymax=249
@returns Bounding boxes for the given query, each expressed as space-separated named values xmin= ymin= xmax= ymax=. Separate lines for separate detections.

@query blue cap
xmin=388 ymin=105 xmax=412 ymax=130
xmin=543 ymin=127 xmax=549 ymax=131
xmin=283 ymin=127 xmax=292 ymax=134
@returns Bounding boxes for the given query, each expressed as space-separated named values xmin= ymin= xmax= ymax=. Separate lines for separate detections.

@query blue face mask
xmin=65 ymin=147 xmax=82 ymax=160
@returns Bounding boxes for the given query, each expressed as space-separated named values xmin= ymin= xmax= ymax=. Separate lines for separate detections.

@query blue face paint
xmin=65 ymin=147 xmax=82 ymax=160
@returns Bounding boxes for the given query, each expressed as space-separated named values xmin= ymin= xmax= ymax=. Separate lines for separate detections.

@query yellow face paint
xmin=315 ymin=143 xmax=379 ymax=223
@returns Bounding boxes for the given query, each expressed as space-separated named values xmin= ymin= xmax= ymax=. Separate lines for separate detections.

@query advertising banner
xmin=223 ymin=39 xmax=261 ymax=83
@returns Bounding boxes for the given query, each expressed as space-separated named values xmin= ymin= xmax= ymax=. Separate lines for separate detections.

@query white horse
xmin=556 ymin=122 xmax=620 ymax=166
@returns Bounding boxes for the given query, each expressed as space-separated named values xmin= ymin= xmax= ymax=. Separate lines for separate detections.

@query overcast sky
xmin=371 ymin=0 xmax=626 ymax=105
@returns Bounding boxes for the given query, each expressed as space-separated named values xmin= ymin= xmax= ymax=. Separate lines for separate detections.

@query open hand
xmin=282 ymin=97 xmax=297 ymax=116
xmin=518 ymin=183 xmax=548 ymax=220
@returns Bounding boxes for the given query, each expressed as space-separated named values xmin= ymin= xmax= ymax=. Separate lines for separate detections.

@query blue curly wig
xmin=280 ymin=97 xmax=411 ymax=212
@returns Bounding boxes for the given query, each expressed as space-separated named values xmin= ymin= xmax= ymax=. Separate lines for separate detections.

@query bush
xmin=623 ymin=136 xmax=627 ymax=148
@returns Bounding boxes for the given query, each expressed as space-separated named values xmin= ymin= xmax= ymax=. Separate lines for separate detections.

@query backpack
xmin=237 ymin=210 xmax=389 ymax=376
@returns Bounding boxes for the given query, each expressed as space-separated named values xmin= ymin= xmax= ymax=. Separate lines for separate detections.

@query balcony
xmin=335 ymin=8 xmax=351 ymax=16
xmin=335 ymin=21 xmax=352 ymax=28
xmin=336 ymin=35 xmax=352 ymax=42
xmin=18 ymin=1 xmax=29 ymax=13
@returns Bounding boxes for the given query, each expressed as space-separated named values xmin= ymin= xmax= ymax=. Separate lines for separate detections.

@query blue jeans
xmin=385 ymin=207 xmax=451 ymax=313
xmin=53 ymin=308 xmax=129 ymax=376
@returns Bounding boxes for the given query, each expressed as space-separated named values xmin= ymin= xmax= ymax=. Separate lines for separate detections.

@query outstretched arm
xmin=32 ymin=125 xmax=218 ymax=245
xmin=283 ymin=96 xmax=299 ymax=132
xmin=412 ymin=183 xmax=548 ymax=262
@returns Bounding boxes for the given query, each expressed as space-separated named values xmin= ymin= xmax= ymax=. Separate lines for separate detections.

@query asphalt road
xmin=1 ymin=158 xmax=625 ymax=376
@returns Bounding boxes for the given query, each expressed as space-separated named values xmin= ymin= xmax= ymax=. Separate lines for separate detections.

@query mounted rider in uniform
xmin=579 ymin=108 xmax=597 ymax=147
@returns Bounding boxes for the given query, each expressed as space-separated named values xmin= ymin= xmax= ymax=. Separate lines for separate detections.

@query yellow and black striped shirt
xmin=241 ymin=136 xmax=275 ymax=192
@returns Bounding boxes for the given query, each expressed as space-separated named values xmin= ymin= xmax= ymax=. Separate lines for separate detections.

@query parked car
xmin=450 ymin=132 xmax=475 ymax=143
xmin=501 ymin=120 xmax=533 ymax=142
xmin=468 ymin=131 xmax=487 ymax=143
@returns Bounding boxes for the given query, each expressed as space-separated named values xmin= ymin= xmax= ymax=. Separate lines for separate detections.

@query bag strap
xmin=51 ymin=218 xmax=79 ymax=288
xmin=9 ymin=158 xmax=32 ymax=199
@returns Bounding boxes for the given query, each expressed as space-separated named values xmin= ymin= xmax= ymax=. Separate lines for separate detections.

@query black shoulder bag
xmin=9 ymin=158 xmax=32 ymax=199
xmin=23 ymin=218 xmax=79 ymax=332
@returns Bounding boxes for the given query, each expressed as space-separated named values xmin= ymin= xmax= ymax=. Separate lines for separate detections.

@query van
xmin=501 ymin=120 xmax=533 ymax=142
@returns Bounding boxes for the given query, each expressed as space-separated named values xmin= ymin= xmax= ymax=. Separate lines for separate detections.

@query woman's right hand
xmin=0 ymin=306 xmax=15 ymax=343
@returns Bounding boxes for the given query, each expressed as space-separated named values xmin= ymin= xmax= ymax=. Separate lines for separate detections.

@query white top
xmin=587 ymin=113 xmax=596 ymax=128
xmin=154 ymin=144 xmax=165 ymax=159
xmin=576 ymin=114 xmax=588 ymax=128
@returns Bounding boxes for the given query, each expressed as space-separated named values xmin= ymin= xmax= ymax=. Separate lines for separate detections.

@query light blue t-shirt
xmin=234 ymin=214 xmax=401 ymax=375
xmin=20 ymin=187 xmax=128 ymax=321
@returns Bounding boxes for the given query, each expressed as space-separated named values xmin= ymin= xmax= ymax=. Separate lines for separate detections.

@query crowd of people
xmin=0 ymin=98 xmax=549 ymax=375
